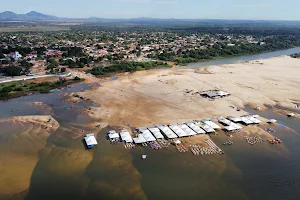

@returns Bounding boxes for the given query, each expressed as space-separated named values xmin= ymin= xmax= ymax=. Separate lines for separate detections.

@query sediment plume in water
xmin=0 ymin=119 xmax=52 ymax=199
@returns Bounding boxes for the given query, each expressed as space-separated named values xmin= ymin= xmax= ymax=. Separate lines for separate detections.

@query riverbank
xmin=72 ymin=56 xmax=300 ymax=129
xmin=0 ymin=78 xmax=83 ymax=100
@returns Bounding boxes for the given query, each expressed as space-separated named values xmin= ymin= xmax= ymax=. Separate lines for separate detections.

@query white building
xmin=8 ymin=51 xmax=22 ymax=60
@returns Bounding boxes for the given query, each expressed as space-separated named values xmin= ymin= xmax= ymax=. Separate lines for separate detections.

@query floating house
xmin=203 ymin=120 xmax=221 ymax=130
xmin=169 ymin=124 xmax=188 ymax=137
xmin=218 ymin=117 xmax=233 ymax=126
xmin=227 ymin=116 xmax=242 ymax=123
xmin=185 ymin=122 xmax=206 ymax=134
xmin=140 ymin=129 xmax=156 ymax=142
xmin=195 ymin=121 xmax=215 ymax=133
xmin=84 ymin=133 xmax=98 ymax=149
xmin=148 ymin=127 xmax=164 ymax=139
xmin=177 ymin=124 xmax=197 ymax=136
xmin=218 ymin=117 xmax=242 ymax=132
xmin=157 ymin=125 xmax=178 ymax=139
xmin=108 ymin=130 xmax=120 ymax=140
xmin=246 ymin=116 xmax=261 ymax=124
xmin=240 ymin=117 xmax=254 ymax=125
xmin=133 ymin=134 xmax=147 ymax=144
xmin=120 ymin=130 xmax=133 ymax=143
xmin=223 ymin=124 xmax=242 ymax=132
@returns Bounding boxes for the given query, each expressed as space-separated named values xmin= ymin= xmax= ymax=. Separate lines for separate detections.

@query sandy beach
xmin=75 ymin=56 xmax=300 ymax=128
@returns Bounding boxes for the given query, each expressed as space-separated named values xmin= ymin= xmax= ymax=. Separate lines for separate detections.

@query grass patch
xmin=0 ymin=78 xmax=83 ymax=100
xmin=88 ymin=61 xmax=170 ymax=76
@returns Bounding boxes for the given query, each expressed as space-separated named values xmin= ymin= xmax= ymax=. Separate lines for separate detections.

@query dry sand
xmin=77 ymin=56 xmax=300 ymax=128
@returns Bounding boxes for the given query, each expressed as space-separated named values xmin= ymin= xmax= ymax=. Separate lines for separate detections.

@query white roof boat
xmin=268 ymin=119 xmax=277 ymax=124
xmin=288 ymin=113 xmax=296 ymax=117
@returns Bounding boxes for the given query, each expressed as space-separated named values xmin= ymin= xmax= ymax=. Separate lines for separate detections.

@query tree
xmin=4 ymin=66 xmax=23 ymax=76
xmin=61 ymin=68 xmax=66 ymax=73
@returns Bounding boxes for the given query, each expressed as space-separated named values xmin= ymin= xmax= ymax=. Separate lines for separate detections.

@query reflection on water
xmin=0 ymin=84 xmax=300 ymax=200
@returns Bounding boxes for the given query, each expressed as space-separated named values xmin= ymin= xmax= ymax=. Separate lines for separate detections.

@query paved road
xmin=0 ymin=74 xmax=67 ymax=84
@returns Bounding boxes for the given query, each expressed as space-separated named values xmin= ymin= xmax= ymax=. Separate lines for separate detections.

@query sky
xmin=1 ymin=0 xmax=300 ymax=20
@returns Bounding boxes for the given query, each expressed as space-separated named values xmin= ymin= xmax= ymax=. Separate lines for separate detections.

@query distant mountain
xmin=0 ymin=11 xmax=18 ymax=20
xmin=0 ymin=11 xmax=57 ymax=20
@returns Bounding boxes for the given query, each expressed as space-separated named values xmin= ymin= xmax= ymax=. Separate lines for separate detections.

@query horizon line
xmin=1 ymin=10 xmax=300 ymax=22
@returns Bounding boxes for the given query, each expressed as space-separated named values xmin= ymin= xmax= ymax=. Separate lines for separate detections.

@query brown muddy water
xmin=0 ymin=84 xmax=300 ymax=200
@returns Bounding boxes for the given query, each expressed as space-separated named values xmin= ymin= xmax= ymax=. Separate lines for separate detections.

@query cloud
xmin=232 ymin=3 xmax=271 ymax=8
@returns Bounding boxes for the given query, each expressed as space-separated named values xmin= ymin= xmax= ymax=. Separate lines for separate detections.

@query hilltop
xmin=0 ymin=11 xmax=57 ymax=20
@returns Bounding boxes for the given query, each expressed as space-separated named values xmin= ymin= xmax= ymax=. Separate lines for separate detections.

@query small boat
xmin=142 ymin=155 xmax=147 ymax=159
xmin=268 ymin=119 xmax=277 ymax=124
xmin=287 ymin=113 xmax=296 ymax=118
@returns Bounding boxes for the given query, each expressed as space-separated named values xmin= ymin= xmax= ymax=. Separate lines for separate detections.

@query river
xmin=180 ymin=47 xmax=300 ymax=68
xmin=1 ymin=49 xmax=300 ymax=200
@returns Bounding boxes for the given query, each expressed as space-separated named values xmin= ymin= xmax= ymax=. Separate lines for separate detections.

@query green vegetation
xmin=0 ymin=78 xmax=83 ymax=100
xmin=149 ymin=36 xmax=300 ymax=64
xmin=290 ymin=53 xmax=300 ymax=58
xmin=88 ymin=61 xmax=170 ymax=76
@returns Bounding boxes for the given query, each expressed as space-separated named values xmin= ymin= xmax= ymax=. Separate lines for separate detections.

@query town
xmin=1 ymin=27 xmax=299 ymax=79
